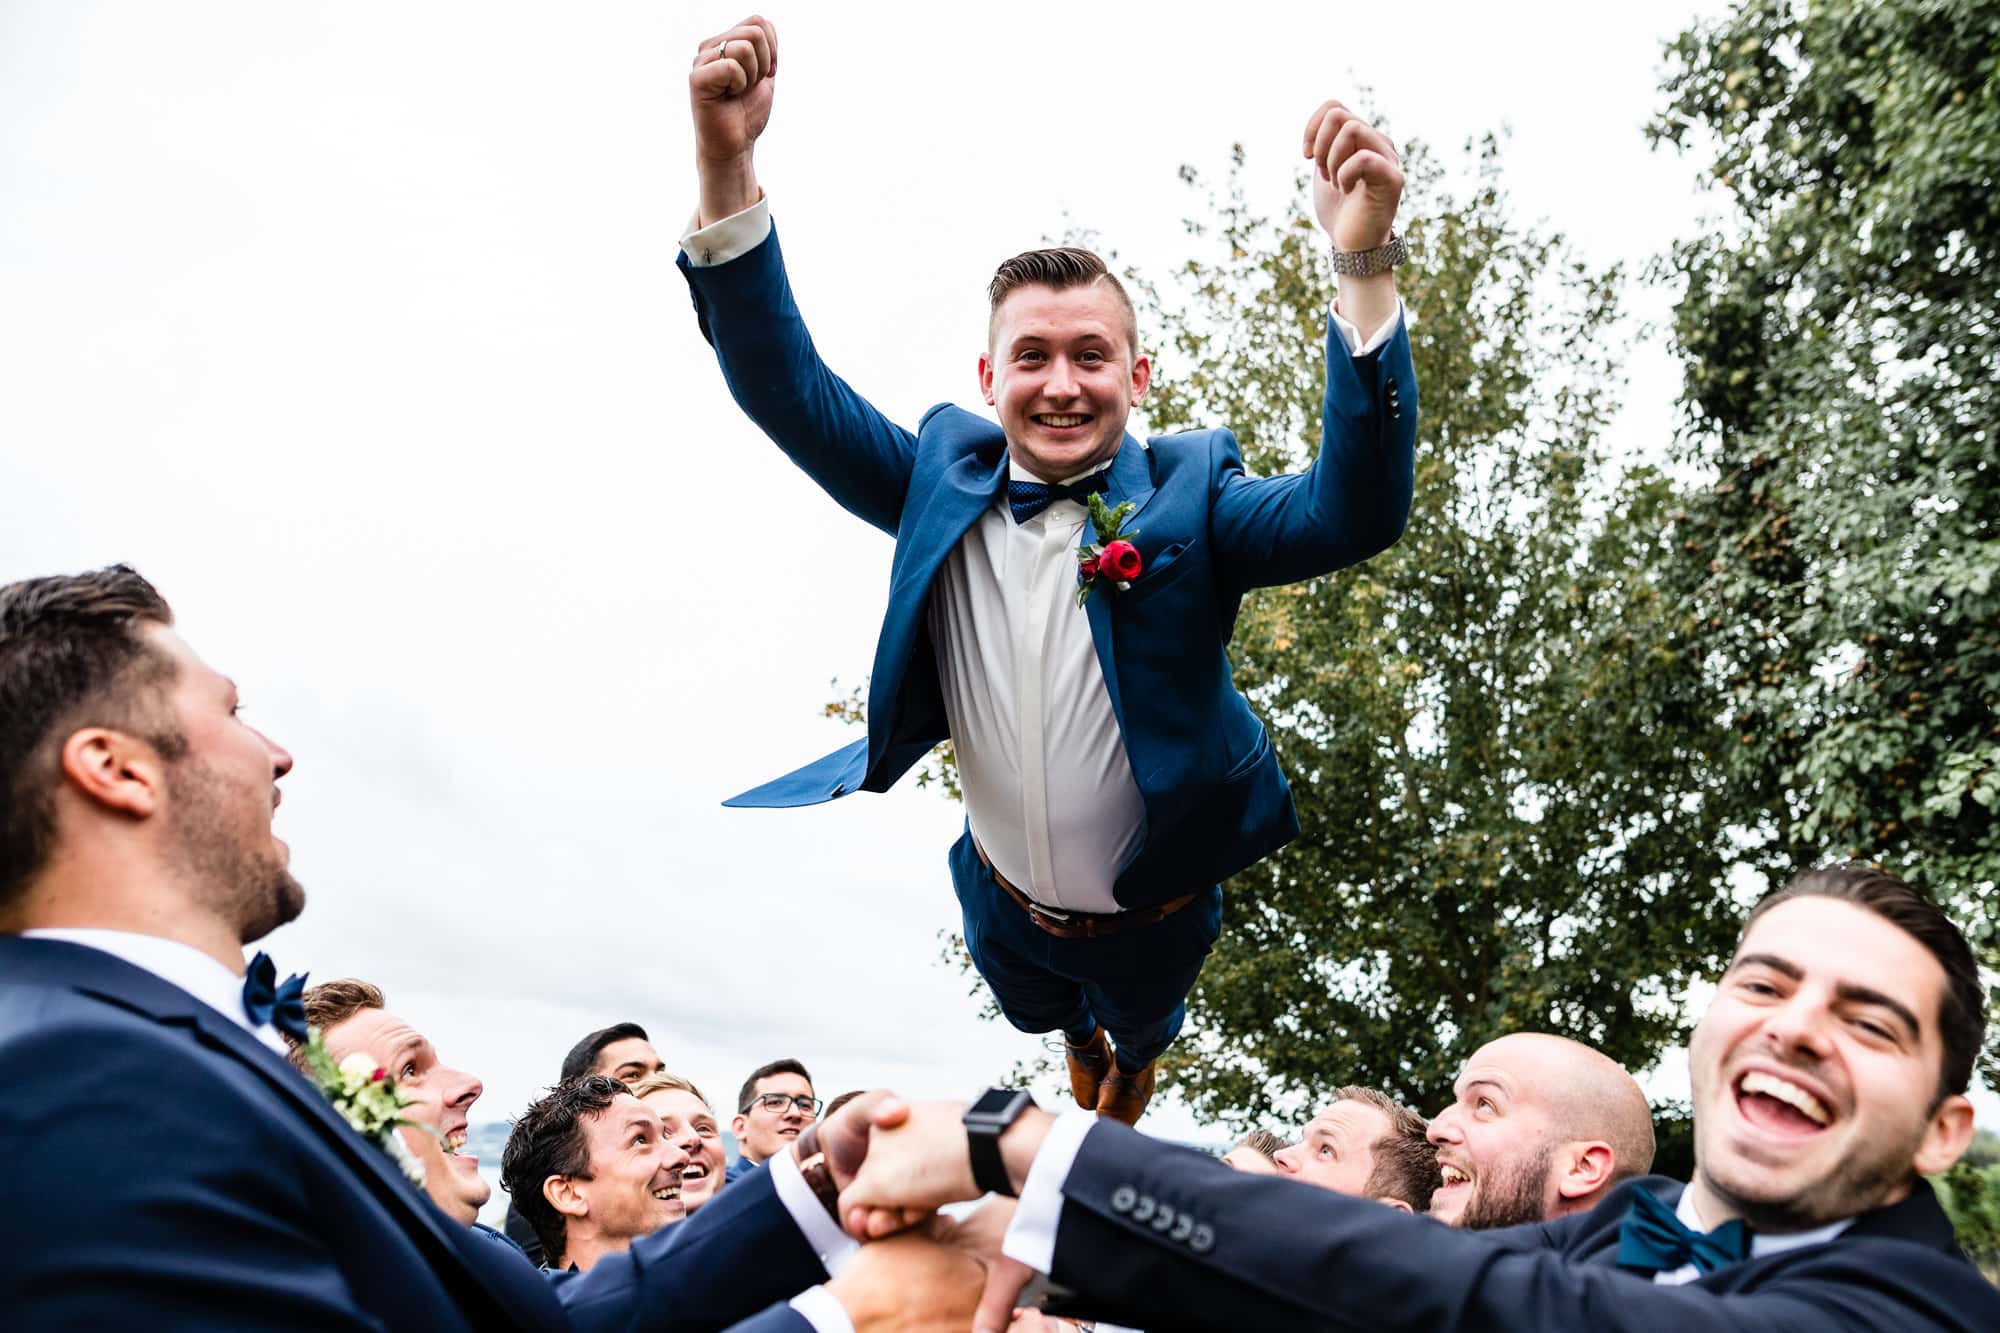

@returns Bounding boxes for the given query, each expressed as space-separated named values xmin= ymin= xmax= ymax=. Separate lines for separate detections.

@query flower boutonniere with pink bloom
xmin=296 ymin=1028 xmax=430 ymax=1186
xmin=1076 ymin=493 xmax=1144 ymax=606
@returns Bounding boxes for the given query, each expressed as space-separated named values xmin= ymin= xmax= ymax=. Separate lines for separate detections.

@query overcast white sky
xmin=10 ymin=0 xmax=1855 ymax=1167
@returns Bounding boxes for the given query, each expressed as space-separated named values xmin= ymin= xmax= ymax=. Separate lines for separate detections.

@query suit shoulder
xmin=1143 ymin=427 xmax=1245 ymax=473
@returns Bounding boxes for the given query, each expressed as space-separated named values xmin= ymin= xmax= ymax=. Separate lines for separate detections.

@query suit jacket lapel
xmin=1077 ymin=435 xmax=1155 ymax=735
xmin=3 ymin=937 xmax=532 ymax=1329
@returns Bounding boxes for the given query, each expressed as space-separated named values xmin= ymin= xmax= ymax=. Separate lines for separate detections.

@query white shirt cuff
xmin=788 ymin=1284 xmax=857 ymax=1333
xmin=1328 ymin=297 xmax=1405 ymax=358
xmin=768 ymin=1146 xmax=860 ymax=1276
xmin=681 ymin=196 xmax=773 ymax=267
xmin=1000 ymin=1110 xmax=1098 ymax=1275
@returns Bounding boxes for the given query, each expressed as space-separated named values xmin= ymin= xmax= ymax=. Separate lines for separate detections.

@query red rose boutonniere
xmin=1076 ymin=493 xmax=1143 ymax=606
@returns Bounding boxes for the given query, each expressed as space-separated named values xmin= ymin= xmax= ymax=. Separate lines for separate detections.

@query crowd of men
xmin=1 ymin=558 xmax=1995 ymax=1329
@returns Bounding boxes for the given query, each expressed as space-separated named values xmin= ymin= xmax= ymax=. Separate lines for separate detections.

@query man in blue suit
xmin=682 ymin=16 xmax=1418 ymax=1122
xmin=0 ymin=565 xmax=991 ymax=1332
xmin=840 ymin=863 xmax=2000 ymax=1332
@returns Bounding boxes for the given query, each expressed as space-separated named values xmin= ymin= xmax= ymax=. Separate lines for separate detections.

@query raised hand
xmin=1302 ymin=100 xmax=1403 ymax=253
xmin=689 ymin=14 xmax=778 ymax=224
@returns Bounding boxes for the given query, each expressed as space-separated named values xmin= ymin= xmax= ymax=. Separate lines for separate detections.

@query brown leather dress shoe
xmin=1096 ymin=1059 xmax=1156 ymax=1125
xmin=1065 ymin=1027 xmax=1115 ymax=1111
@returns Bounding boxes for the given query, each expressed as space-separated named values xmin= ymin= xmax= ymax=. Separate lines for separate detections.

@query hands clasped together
xmin=809 ymin=1092 xmax=1055 ymax=1333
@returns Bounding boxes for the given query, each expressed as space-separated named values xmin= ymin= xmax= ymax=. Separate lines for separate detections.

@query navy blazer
xmin=1047 ymin=1119 xmax=2000 ymax=1331
xmin=0 ymin=937 xmax=826 ymax=1332
xmin=680 ymin=226 xmax=1417 ymax=909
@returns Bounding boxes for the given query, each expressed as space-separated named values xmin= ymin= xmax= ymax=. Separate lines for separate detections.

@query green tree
xmin=1135 ymin=138 xmax=1746 ymax=1123
xmin=1650 ymin=0 xmax=2000 ymax=1078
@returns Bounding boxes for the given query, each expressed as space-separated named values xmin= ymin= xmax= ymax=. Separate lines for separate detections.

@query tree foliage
xmin=1137 ymin=138 xmax=1746 ymax=1122
xmin=1650 ymin=0 xmax=2000 ymax=1078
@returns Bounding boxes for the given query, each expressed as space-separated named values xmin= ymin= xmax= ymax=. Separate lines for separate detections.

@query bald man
xmin=1425 ymin=1033 xmax=1654 ymax=1229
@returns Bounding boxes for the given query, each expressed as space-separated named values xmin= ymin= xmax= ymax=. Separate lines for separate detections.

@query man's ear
xmin=978 ymin=354 xmax=996 ymax=406
xmin=1913 ymin=1094 xmax=1977 ymax=1176
xmin=731 ymin=1112 xmax=750 ymax=1142
xmin=1374 ymin=1195 xmax=1415 ymax=1214
xmin=59 ymin=727 xmax=166 ymax=820
xmin=544 ymin=1174 xmax=588 ymax=1221
xmin=1556 ymin=1141 xmax=1616 ymax=1200
xmin=1129 ymin=353 xmax=1151 ymax=405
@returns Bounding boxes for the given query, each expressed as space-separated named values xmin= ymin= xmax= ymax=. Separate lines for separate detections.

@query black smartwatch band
xmin=964 ymin=1088 xmax=1034 ymax=1197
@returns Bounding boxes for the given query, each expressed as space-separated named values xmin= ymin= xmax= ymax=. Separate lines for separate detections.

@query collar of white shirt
xmin=1652 ymin=1181 xmax=1854 ymax=1285
xmin=19 ymin=926 xmax=291 ymax=1056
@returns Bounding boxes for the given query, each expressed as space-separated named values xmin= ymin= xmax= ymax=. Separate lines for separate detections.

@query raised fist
xmin=689 ymin=15 xmax=778 ymax=168
xmin=1303 ymin=100 xmax=1403 ymax=253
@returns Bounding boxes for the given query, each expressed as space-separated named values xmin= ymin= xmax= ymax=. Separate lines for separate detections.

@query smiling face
xmin=567 ymin=1094 xmax=688 ymax=1252
xmin=979 ymin=282 xmax=1150 ymax=484
xmin=1426 ymin=1039 xmax=1566 ymax=1228
xmin=146 ymin=625 xmax=301 ymax=943
xmin=321 ymin=1006 xmax=488 ymax=1224
xmin=642 ymin=1087 xmax=727 ymax=1214
xmin=734 ymin=1071 xmax=816 ymax=1163
xmin=1274 ymin=1100 xmax=1395 ymax=1197
xmin=1688 ymin=895 xmax=1976 ymax=1231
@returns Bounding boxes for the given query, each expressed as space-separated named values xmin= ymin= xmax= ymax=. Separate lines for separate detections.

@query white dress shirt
xmin=20 ymin=927 xmax=292 ymax=1055
xmin=684 ymin=200 xmax=1403 ymax=913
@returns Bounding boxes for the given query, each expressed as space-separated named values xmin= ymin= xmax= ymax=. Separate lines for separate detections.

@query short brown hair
xmin=1231 ymin=1128 xmax=1289 ymax=1162
xmin=502 ymin=1075 xmax=627 ymax=1263
xmin=987 ymin=247 xmax=1139 ymax=357
xmin=1335 ymin=1085 xmax=1442 ymax=1212
xmin=630 ymin=1070 xmax=710 ymax=1108
xmin=285 ymin=978 xmax=386 ymax=1071
xmin=0 ymin=566 xmax=184 ymax=908
xmin=1742 ymin=862 xmax=1986 ymax=1103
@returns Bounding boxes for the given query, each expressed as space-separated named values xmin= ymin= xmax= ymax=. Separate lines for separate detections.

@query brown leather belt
xmin=973 ymin=840 xmax=1196 ymax=940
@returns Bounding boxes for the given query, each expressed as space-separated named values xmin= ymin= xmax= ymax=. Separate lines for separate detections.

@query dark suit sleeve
xmin=0 ymin=1019 xmax=385 ymax=1331
xmin=558 ymin=1164 xmax=830 ymax=1333
xmin=679 ymin=224 xmax=918 ymax=536
xmin=1050 ymin=1120 xmax=1999 ymax=1333
xmin=1206 ymin=310 xmax=1417 ymax=594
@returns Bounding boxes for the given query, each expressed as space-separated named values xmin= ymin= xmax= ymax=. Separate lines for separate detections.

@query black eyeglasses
xmin=751 ymin=1093 xmax=822 ymax=1116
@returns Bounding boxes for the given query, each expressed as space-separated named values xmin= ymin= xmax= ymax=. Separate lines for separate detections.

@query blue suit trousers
xmin=949 ymin=829 xmax=1223 ymax=1070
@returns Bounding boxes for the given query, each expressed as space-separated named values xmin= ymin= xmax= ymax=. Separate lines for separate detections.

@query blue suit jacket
xmin=1048 ymin=1119 xmax=2000 ymax=1331
xmin=0 ymin=936 xmax=822 ymax=1332
xmin=681 ymin=227 xmax=1417 ymax=908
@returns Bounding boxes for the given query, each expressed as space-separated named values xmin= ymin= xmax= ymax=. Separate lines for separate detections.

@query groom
xmin=681 ymin=17 xmax=1417 ymax=1122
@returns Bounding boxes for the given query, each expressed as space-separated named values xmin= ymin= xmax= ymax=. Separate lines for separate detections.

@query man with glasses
xmin=730 ymin=1058 xmax=820 ymax=1177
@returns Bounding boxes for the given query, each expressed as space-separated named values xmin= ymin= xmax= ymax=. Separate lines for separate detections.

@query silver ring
xmin=715 ymin=40 xmax=729 ymax=60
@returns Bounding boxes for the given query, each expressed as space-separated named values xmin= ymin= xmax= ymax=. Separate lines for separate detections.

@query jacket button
xmin=1151 ymin=1204 xmax=1176 ymax=1232
xmin=1132 ymin=1195 xmax=1156 ymax=1223
xmin=1189 ymin=1223 xmax=1215 ymax=1254
xmin=1111 ymin=1186 xmax=1137 ymax=1214
xmin=1170 ymin=1214 xmax=1194 ymax=1242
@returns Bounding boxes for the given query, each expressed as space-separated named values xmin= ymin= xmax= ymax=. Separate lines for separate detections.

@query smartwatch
xmin=964 ymin=1087 xmax=1036 ymax=1197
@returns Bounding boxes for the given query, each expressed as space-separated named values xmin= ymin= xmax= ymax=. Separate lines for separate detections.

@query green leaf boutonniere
xmin=296 ymin=1027 xmax=429 ymax=1186
xmin=1076 ymin=493 xmax=1143 ymax=607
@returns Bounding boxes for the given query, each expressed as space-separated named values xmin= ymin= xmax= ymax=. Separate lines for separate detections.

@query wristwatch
xmin=1328 ymin=230 xmax=1409 ymax=276
xmin=791 ymin=1122 xmax=840 ymax=1219
xmin=964 ymin=1087 xmax=1036 ymax=1197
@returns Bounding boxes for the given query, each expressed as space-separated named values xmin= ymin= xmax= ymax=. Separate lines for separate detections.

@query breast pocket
xmin=1121 ymin=540 xmax=1198 ymax=606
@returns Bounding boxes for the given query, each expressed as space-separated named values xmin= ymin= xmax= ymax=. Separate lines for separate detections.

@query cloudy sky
xmin=7 ymin=0 xmax=1844 ymax=1175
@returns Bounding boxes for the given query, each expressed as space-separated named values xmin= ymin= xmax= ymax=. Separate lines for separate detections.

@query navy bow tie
xmin=1008 ymin=472 xmax=1108 ymax=524
xmin=1616 ymin=1188 xmax=1752 ymax=1276
xmin=242 ymin=951 xmax=310 ymax=1044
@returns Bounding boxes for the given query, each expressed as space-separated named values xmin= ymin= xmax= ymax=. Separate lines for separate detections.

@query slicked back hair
xmin=1743 ymin=862 xmax=1987 ymax=1104
xmin=736 ymin=1058 xmax=813 ymax=1114
xmin=560 ymin=1022 xmax=651 ymax=1083
xmin=501 ymin=1075 xmax=627 ymax=1264
xmin=1231 ymin=1128 xmax=1289 ymax=1162
xmin=285 ymin=978 xmax=387 ymax=1071
xmin=0 ymin=565 xmax=184 ymax=908
xmin=1336 ymin=1085 xmax=1443 ymax=1212
xmin=986 ymin=247 xmax=1139 ymax=358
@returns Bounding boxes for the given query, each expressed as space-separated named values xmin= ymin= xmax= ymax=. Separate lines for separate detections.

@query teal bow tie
xmin=1616 ymin=1189 xmax=1752 ymax=1275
